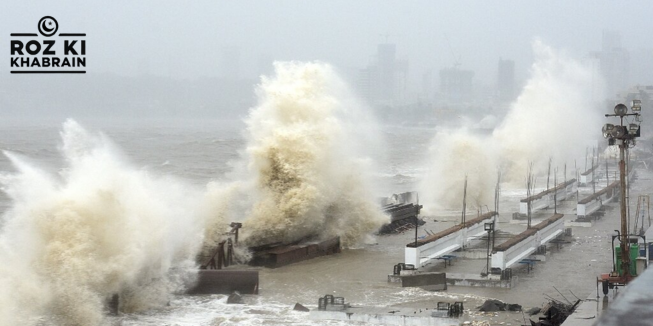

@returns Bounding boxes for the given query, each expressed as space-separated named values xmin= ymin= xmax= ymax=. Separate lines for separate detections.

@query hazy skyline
xmin=1 ymin=1 xmax=652 ymax=120
xmin=2 ymin=1 xmax=652 ymax=83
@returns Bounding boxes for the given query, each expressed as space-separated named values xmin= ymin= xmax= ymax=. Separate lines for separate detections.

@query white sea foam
xmin=420 ymin=41 xmax=605 ymax=209
xmin=0 ymin=120 xmax=202 ymax=326
xmin=203 ymin=61 xmax=388 ymax=248
xmin=493 ymin=40 xmax=604 ymax=183
xmin=419 ymin=128 xmax=497 ymax=211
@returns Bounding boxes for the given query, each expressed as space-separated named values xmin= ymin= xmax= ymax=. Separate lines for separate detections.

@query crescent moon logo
xmin=37 ymin=16 xmax=58 ymax=37
xmin=41 ymin=21 xmax=53 ymax=32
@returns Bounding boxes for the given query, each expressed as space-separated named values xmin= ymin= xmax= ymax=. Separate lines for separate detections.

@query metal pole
xmin=486 ymin=228 xmax=491 ymax=276
xmin=554 ymin=168 xmax=557 ymax=214
xmin=619 ymin=142 xmax=631 ymax=279
xmin=547 ymin=157 xmax=552 ymax=191
xmin=527 ymin=163 xmax=533 ymax=229
xmin=492 ymin=222 xmax=497 ymax=251
xmin=414 ymin=216 xmax=418 ymax=246
xmin=585 ymin=147 xmax=588 ymax=172
xmin=493 ymin=172 xmax=500 ymax=251
xmin=574 ymin=160 xmax=577 ymax=179
xmin=462 ymin=175 xmax=467 ymax=226
xmin=626 ymin=148 xmax=631 ymax=235
xmin=592 ymin=149 xmax=596 ymax=194
xmin=606 ymin=155 xmax=609 ymax=187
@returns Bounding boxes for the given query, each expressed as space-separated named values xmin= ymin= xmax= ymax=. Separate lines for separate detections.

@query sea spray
xmin=419 ymin=41 xmax=604 ymax=210
xmin=203 ymin=61 xmax=387 ymax=248
xmin=419 ymin=128 xmax=497 ymax=211
xmin=493 ymin=40 xmax=604 ymax=183
xmin=0 ymin=120 xmax=202 ymax=326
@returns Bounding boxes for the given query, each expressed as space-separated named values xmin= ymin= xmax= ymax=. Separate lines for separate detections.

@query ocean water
xmin=0 ymin=120 xmax=448 ymax=325
xmin=1 ymin=119 xmax=639 ymax=326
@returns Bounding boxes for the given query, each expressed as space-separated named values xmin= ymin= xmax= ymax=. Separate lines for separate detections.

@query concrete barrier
xmin=518 ymin=179 xmax=577 ymax=215
xmin=249 ymin=237 xmax=341 ymax=268
xmin=537 ymin=214 xmax=566 ymax=244
xmin=446 ymin=273 xmax=517 ymax=288
xmin=405 ymin=211 xmax=498 ymax=268
xmin=185 ymin=270 xmax=259 ymax=295
xmin=492 ymin=214 xmax=565 ymax=271
xmin=579 ymin=165 xmax=598 ymax=186
xmin=388 ymin=272 xmax=447 ymax=290
xmin=310 ymin=307 xmax=460 ymax=326
xmin=491 ymin=229 xmax=539 ymax=271
xmin=577 ymin=181 xmax=619 ymax=220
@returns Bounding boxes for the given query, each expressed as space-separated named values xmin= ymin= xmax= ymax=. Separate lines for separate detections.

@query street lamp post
xmin=602 ymin=100 xmax=642 ymax=282
xmin=484 ymin=221 xmax=495 ymax=276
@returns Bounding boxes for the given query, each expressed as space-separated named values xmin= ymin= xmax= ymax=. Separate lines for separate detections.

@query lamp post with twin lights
xmin=599 ymin=100 xmax=641 ymax=291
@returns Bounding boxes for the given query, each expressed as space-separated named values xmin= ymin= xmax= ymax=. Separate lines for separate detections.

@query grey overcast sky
xmin=1 ymin=1 xmax=652 ymax=84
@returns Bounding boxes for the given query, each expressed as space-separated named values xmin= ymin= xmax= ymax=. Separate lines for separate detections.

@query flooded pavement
xmin=240 ymin=169 xmax=653 ymax=326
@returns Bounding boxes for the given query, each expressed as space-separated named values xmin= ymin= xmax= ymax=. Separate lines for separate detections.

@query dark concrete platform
xmin=388 ymin=272 xmax=447 ymax=290
xmin=249 ymin=237 xmax=341 ymax=268
xmin=185 ymin=269 xmax=259 ymax=295
xmin=446 ymin=273 xmax=516 ymax=288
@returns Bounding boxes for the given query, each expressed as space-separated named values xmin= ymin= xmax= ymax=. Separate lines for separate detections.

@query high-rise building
xmin=599 ymin=31 xmax=629 ymax=97
xmin=356 ymin=43 xmax=407 ymax=104
xmin=377 ymin=44 xmax=397 ymax=101
xmin=497 ymin=59 xmax=515 ymax=102
xmin=439 ymin=67 xmax=474 ymax=103
xmin=357 ymin=66 xmax=379 ymax=102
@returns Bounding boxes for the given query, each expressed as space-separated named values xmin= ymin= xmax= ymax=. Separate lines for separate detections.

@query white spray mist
xmin=419 ymin=128 xmax=497 ymax=211
xmin=0 ymin=120 xmax=202 ymax=326
xmin=493 ymin=40 xmax=605 ymax=183
xmin=203 ymin=61 xmax=387 ymax=248
xmin=420 ymin=40 xmax=605 ymax=210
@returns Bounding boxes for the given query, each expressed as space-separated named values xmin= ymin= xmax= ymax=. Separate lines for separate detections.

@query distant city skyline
xmin=2 ymin=1 xmax=653 ymax=119
xmin=2 ymin=1 xmax=653 ymax=85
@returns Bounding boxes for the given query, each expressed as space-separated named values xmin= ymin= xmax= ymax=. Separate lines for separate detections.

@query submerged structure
xmin=249 ymin=237 xmax=341 ymax=268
